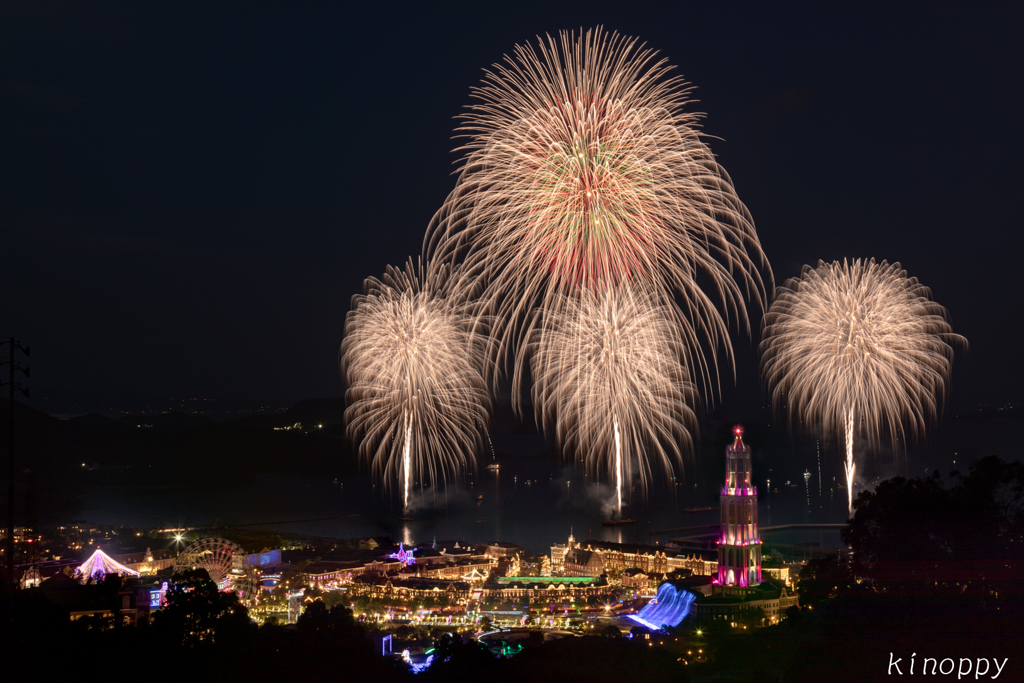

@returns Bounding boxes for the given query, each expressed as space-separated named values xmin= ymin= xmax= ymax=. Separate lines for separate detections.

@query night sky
xmin=2 ymin=2 xmax=1022 ymax=417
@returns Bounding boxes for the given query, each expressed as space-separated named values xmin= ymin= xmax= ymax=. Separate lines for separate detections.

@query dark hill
xmin=69 ymin=413 xmax=115 ymax=425
xmin=0 ymin=398 xmax=358 ymax=523
xmin=0 ymin=399 xmax=60 ymax=432
xmin=115 ymin=411 xmax=215 ymax=430
xmin=190 ymin=397 xmax=346 ymax=436
xmin=281 ymin=397 xmax=346 ymax=427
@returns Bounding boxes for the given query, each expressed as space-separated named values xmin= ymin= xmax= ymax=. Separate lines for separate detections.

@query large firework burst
xmin=340 ymin=260 xmax=491 ymax=510
xmin=530 ymin=286 xmax=698 ymax=515
xmin=760 ymin=258 xmax=965 ymax=512
xmin=426 ymin=27 xmax=770 ymax=402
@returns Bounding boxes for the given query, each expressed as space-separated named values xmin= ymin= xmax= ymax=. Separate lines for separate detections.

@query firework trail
xmin=341 ymin=260 xmax=492 ymax=511
xmin=760 ymin=259 xmax=965 ymax=513
xmin=530 ymin=286 xmax=698 ymax=515
xmin=425 ymin=27 xmax=770 ymax=403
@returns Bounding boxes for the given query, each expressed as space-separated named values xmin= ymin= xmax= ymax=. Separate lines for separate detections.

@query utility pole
xmin=1 ymin=338 xmax=30 ymax=590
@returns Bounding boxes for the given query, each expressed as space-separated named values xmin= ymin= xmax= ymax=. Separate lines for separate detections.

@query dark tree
xmin=782 ymin=458 xmax=1024 ymax=683
xmin=843 ymin=457 xmax=1024 ymax=594
xmin=511 ymin=637 xmax=687 ymax=683
xmin=152 ymin=568 xmax=253 ymax=646
xmin=296 ymin=600 xmax=360 ymax=638
xmin=423 ymin=633 xmax=499 ymax=680
xmin=795 ymin=556 xmax=858 ymax=608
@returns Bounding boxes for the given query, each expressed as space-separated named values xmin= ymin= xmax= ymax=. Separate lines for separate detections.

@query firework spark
xmin=426 ymin=27 xmax=770 ymax=402
xmin=530 ymin=286 xmax=698 ymax=515
xmin=760 ymin=259 xmax=965 ymax=513
xmin=340 ymin=260 xmax=491 ymax=510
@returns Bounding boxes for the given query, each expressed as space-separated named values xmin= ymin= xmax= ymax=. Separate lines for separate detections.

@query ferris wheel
xmin=174 ymin=537 xmax=259 ymax=605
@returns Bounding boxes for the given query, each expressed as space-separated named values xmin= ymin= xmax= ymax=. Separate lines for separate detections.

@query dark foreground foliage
xmin=782 ymin=456 xmax=1024 ymax=682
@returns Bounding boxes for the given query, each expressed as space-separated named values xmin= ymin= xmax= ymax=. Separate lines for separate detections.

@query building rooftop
xmin=303 ymin=561 xmax=364 ymax=574
xmin=694 ymin=580 xmax=787 ymax=603
xmin=112 ymin=548 xmax=175 ymax=564
xmin=495 ymin=575 xmax=601 ymax=585
xmin=580 ymin=539 xmax=671 ymax=556
xmin=389 ymin=577 xmax=470 ymax=591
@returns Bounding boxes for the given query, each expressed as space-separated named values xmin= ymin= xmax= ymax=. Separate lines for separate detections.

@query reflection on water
xmin=82 ymin=455 xmax=851 ymax=554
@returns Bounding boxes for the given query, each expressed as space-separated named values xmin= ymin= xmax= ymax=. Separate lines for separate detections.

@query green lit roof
xmin=497 ymin=576 xmax=598 ymax=584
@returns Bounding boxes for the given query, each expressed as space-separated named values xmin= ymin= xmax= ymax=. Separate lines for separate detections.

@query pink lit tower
xmin=717 ymin=425 xmax=762 ymax=586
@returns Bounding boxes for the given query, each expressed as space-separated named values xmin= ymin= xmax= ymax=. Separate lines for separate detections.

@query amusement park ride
xmin=173 ymin=537 xmax=259 ymax=605
xmin=71 ymin=538 xmax=260 ymax=607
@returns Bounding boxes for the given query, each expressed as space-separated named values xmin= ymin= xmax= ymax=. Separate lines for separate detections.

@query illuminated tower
xmin=717 ymin=426 xmax=762 ymax=586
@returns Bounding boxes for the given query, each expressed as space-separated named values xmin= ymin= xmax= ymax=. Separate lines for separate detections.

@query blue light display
xmin=247 ymin=549 xmax=282 ymax=567
xmin=627 ymin=582 xmax=696 ymax=631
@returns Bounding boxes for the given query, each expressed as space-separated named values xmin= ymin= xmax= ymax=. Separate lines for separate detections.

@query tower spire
xmin=717 ymin=425 xmax=762 ymax=587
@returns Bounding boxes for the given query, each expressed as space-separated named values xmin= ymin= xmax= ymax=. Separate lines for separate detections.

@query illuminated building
xmin=352 ymin=576 xmax=471 ymax=605
xmin=691 ymin=580 xmax=798 ymax=624
xmin=670 ymin=555 xmax=717 ymax=577
xmin=717 ymin=426 xmax=762 ymax=587
xmin=622 ymin=568 xmax=661 ymax=593
xmin=19 ymin=565 xmax=41 ymax=589
xmin=549 ymin=531 xmax=575 ymax=574
xmin=550 ymin=532 xmax=716 ymax=578
xmin=563 ymin=547 xmax=605 ymax=576
xmin=415 ymin=558 xmax=495 ymax=581
xmin=364 ymin=557 xmax=408 ymax=575
xmin=438 ymin=541 xmax=487 ymax=562
xmin=298 ymin=544 xmax=496 ymax=588
xmin=113 ymin=547 xmax=177 ymax=575
xmin=686 ymin=427 xmax=798 ymax=624
xmin=485 ymin=575 xmax=607 ymax=602
xmin=0 ymin=526 xmax=32 ymax=542
xmin=349 ymin=572 xmax=611 ymax=612
xmin=484 ymin=541 xmax=523 ymax=559
xmin=761 ymin=566 xmax=792 ymax=586
xmin=302 ymin=562 xmax=361 ymax=586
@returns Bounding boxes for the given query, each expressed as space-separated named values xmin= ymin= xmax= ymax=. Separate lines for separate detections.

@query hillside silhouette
xmin=0 ymin=397 xmax=354 ymax=522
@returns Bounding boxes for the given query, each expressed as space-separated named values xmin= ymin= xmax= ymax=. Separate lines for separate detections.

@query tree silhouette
xmin=152 ymin=568 xmax=253 ymax=646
